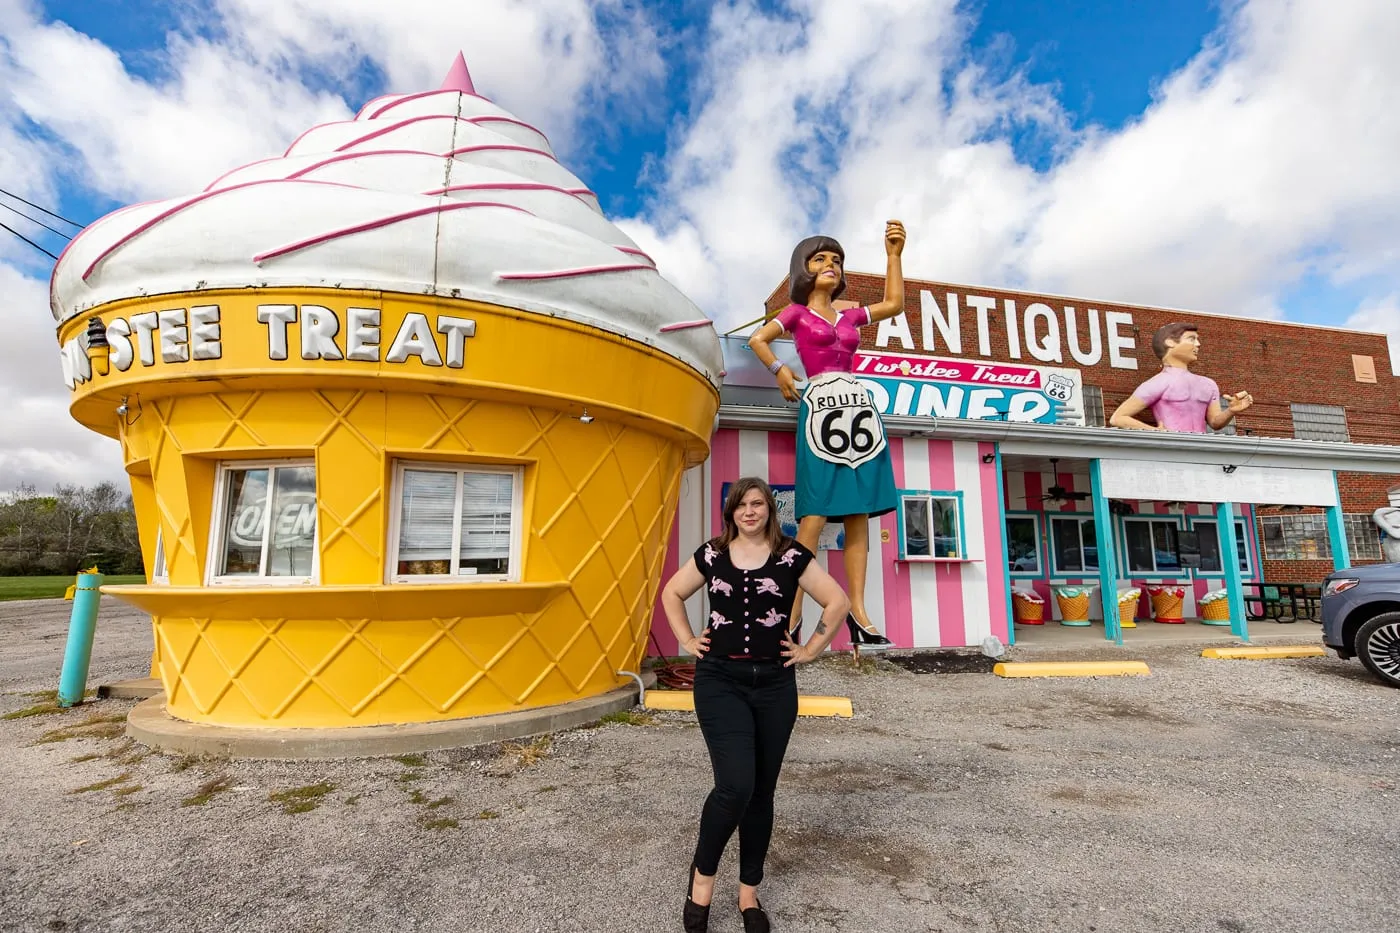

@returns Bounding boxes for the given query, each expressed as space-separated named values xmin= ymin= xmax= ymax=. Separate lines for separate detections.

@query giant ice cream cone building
xmin=50 ymin=54 xmax=722 ymax=729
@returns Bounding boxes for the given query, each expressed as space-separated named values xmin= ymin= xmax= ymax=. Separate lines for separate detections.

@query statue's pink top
xmin=775 ymin=303 xmax=871 ymax=378
xmin=1132 ymin=366 xmax=1221 ymax=433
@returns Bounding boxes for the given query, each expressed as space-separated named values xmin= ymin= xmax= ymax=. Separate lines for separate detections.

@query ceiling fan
xmin=1041 ymin=458 xmax=1091 ymax=503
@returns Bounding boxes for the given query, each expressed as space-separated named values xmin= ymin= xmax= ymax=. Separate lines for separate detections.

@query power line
xmin=0 ymin=186 xmax=84 ymax=229
xmin=0 ymin=220 xmax=60 ymax=261
xmin=0 ymin=199 xmax=72 ymax=240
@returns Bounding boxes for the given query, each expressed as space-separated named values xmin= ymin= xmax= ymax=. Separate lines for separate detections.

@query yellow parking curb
xmin=1201 ymin=645 xmax=1326 ymax=660
xmin=643 ymin=691 xmax=853 ymax=718
xmin=993 ymin=661 xmax=1151 ymax=678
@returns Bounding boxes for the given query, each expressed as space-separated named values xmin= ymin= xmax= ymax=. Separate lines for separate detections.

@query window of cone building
xmin=1050 ymin=516 xmax=1098 ymax=576
xmin=152 ymin=529 xmax=169 ymax=584
xmin=899 ymin=492 xmax=964 ymax=560
xmin=391 ymin=463 xmax=521 ymax=582
xmin=211 ymin=462 xmax=318 ymax=583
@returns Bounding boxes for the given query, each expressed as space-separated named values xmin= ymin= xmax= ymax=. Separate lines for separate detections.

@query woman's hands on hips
xmin=776 ymin=366 xmax=802 ymax=402
xmin=682 ymin=627 xmax=712 ymax=658
xmin=781 ymin=634 xmax=820 ymax=667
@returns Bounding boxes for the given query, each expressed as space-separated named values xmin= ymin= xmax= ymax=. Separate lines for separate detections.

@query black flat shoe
xmin=741 ymin=900 xmax=771 ymax=933
xmin=844 ymin=613 xmax=892 ymax=646
xmin=684 ymin=865 xmax=710 ymax=933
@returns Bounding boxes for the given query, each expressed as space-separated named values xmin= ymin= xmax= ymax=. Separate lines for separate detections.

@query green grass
xmin=269 ymin=782 xmax=336 ymax=814
xmin=0 ymin=575 xmax=144 ymax=601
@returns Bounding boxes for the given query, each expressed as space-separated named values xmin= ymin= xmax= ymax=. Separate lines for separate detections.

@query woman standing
xmin=661 ymin=477 xmax=851 ymax=933
xmin=747 ymin=220 xmax=907 ymax=649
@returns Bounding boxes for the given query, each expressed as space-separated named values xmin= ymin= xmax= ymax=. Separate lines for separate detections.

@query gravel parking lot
xmin=2 ymin=596 xmax=1398 ymax=933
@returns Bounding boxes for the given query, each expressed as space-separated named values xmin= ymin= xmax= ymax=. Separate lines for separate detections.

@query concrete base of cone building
xmin=124 ymin=672 xmax=655 ymax=760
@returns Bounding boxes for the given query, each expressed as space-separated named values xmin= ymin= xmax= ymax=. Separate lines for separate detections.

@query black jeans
xmin=691 ymin=657 xmax=799 ymax=886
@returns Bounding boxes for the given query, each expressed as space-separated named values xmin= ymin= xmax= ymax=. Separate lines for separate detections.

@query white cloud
xmin=627 ymin=0 xmax=1400 ymax=331
xmin=0 ymin=263 xmax=125 ymax=491
xmin=0 ymin=0 xmax=667 ymax=494
xmin=3 ymin=0 xmax=1400 ymax=495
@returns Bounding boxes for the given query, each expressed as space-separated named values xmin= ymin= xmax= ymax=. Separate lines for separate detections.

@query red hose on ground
xmin=647 ymin=630 xmax=697 ymax=689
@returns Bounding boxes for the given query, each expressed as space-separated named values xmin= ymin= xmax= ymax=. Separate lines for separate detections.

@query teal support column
xmin=1089 ymin=460 xmax=1122 ymax=646
xmin=57 ymin=571 xmax=104 ymax=707
xmin=994 ymin=447 xmax=1015 ymax=646
xmin=1326 ymin=472 xmax=1350 ymax=572
xmin=1216 ymin=502 xmax=1249 ymax=642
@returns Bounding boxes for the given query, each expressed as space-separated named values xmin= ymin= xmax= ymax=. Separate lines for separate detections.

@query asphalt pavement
xmin=2 ymin=596 xmax=1398 ymax=933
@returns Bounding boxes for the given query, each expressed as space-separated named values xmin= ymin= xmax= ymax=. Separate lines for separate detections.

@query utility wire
xmin=0 ymin=186 xmax=84 ymax=229
xmin=0 ymin=220 xmax=60 ymax=261
xmin=0 ymin=199 xmax=72 ymax=240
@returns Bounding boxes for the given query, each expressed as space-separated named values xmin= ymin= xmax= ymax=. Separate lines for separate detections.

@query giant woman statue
xmin=747 ymin=220 xmax=907 ymax=649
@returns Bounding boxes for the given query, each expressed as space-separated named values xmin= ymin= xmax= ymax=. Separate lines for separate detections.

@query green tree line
xmin=0 ymin=483 xmax=145 ymax=576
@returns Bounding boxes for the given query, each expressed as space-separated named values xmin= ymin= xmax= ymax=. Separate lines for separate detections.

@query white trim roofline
xmin=716 ymin=404 xmax=1400 ymax=474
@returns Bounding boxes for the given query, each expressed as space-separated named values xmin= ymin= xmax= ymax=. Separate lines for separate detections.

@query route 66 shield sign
xmin=802 ymin=374 xmax=888 ymax=469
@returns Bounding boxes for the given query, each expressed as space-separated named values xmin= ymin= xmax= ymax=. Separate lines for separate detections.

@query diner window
xmin=1192 ymin=518 xmax=1251 ymax=575
xmin=899 ymin=492 xmax=964 ymax=559
xmin=1260 ymin=514 xmax=1332 ymax=561
xmin=1290 ymin=403 xmax=1349 ymax=442
xmin=1345 ymin=513 xmax=1382 ymax=562
xmin=209 ymin=462 xmax=318 ymax=584
xmin=1005 ymin=513 xmax=1043 ymax=575
xmin=1049 ymin=516 xmax=1098 ymax=575
xmin=1082 ymin=386 xmax=1105 ymax=427
xmin=391 ymin=463 xmax=521 ymax=581
xmin=1122 ymin=517 xmax=1183 ymax=574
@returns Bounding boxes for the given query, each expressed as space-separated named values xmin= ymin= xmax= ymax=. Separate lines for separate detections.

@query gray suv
xmin=1322 ymin=563 xmax=1400 ymax=688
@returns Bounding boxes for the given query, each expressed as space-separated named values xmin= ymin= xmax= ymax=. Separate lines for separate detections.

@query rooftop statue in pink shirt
xmin=1109 ymin=323 xmax=1254 ymax=434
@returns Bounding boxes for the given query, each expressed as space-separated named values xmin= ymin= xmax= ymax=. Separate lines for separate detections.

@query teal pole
xmin=1216 ymin=503 xmax=1249 ymax=642
xmin=57 ymin=571 xmax=103 ymax=708
xmin=994 ymin=447 xmax=1015 ymax=646
xmin=1326 ymin=472 xmax=1350 ymax=572
xmin=1088 ymin=460 xmax=1122 ymax=646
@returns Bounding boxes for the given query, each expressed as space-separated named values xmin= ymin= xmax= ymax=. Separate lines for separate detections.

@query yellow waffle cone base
xmin=64 ymin=290 xmax=718 ymax=728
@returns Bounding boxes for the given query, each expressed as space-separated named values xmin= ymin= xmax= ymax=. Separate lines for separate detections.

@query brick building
xmin=649 ymin=270 xmax=1400 ymax=655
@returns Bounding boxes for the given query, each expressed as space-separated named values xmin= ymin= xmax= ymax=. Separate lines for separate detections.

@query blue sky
xmin=15 ymin=0 xmax=1224 ymax=248
xmin=4 ymin=0 xmax=1399 ymax=488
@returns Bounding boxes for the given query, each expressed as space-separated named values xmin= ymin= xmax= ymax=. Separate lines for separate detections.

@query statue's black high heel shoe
xmin=684 ymin=864 xmax=710 ymax=933
xmin=845 ymin=613 xmax=891 ymax=646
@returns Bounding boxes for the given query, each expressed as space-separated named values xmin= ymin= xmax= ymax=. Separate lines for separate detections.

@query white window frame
xmin=152 ymin=528 xmax=169 ymax=584
xmin=1187 ymin=517 xmax=1252 ymax=577
xmin=388 ymin=461 xmax=524 ymax=584
xmin=897 ymin=490 xmax=966 ymax=560
xmin=1048 ymin=515 xmax=1098 ymax=577
xmin=1121 ymin=516 xmax=1185 ymax=576
xmin=1344 ymin=513 xmax=1383 ymax=562
xmin=206 ymin=460 xmax=319 ymax=586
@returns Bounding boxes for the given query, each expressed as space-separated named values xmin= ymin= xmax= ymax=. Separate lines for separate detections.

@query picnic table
xmin=1241 ymin=581 xmax=1323 ymax=623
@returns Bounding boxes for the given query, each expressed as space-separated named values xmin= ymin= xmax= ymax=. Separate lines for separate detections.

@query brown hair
xmin=1152 ymin=322 xmax=1199 ymax=359
xmin=788 ymin=235 xmax=847 ymax=305
xmin=713 ymin=477 xmax=789 ymax=554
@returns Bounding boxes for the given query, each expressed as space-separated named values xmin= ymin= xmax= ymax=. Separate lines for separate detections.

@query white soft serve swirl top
xmin=49 ymin=86 xmax=722 ymax=386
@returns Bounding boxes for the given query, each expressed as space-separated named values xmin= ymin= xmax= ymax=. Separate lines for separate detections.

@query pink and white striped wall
xmin=650 ymin=429 xmax=1011 ymax=653
xmin=1002 ymin=469 xmax=1262 ymax=621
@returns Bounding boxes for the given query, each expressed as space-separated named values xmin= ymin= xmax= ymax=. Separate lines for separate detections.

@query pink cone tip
xmin=440 ymin=52 xmax=477 ymax=95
